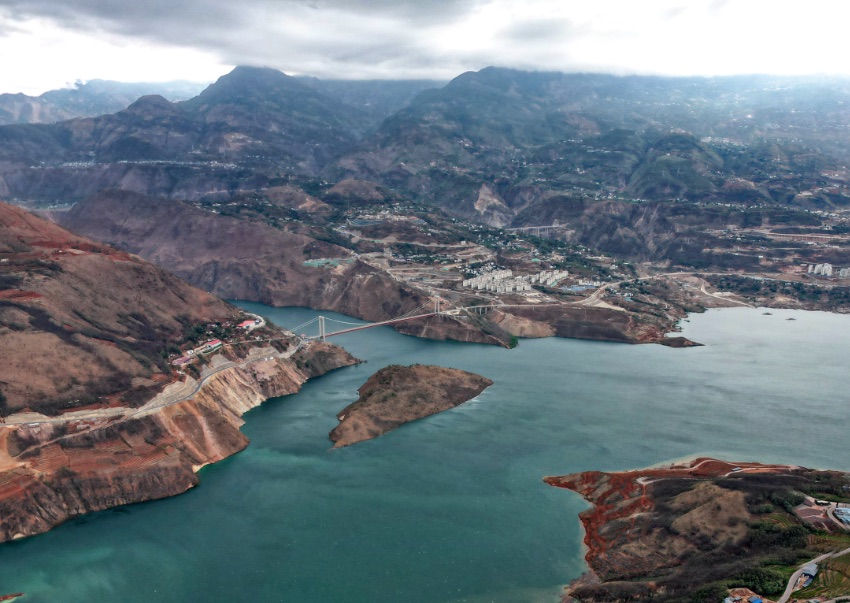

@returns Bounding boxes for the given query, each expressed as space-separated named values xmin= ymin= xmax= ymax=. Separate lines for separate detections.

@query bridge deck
xmin=310 ymin=312 xmax=439 ymax=339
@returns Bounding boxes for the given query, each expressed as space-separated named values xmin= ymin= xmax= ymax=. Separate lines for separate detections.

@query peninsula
xmin=545 ymin=458 xmax=850 ymax=603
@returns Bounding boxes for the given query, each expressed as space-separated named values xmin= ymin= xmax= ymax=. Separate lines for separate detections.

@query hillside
xmin=0 ymin=201 xmax=236 ymax=414
xmin=1 ymin=67 xmax=849 ymax=219
xmin=0 ymin=67 xmax=367 ymax=203
xmin=296 ymin=77 xmax=444 ymax=131
xmin=60 ymin=190 xmax=420 ymax=318
xmin=0 ymin=201 xmax=365 ymax=544
xmin=546 ymin=459 xmax=850 ymax=603
xmin=0 ymin=79 xmax=206 ymax=126
xmin=331 ymin=68 xmax=850 ymax=224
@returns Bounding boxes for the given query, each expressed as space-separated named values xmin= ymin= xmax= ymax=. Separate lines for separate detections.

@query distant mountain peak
xmin=190 ymin=65 xmax=307 ymax=106
xmin=123 ymin=94 xmax=177 ymax=116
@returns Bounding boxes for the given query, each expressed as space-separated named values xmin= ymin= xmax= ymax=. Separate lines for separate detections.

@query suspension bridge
xmin=287 ymin=298 xmax=452 ymax=341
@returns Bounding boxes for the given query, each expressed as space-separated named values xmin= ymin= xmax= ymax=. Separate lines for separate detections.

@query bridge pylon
xmin=318 ymin=315 xmax=326 ymax=341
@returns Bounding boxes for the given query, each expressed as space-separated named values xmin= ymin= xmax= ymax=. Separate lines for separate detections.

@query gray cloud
xmin=0 ymin=0 xmax=844 ymax=85
xmin=502 ymin=18 xmax=579 ymax=43
xmin=0 ymin=0 xmax=489 ymax=79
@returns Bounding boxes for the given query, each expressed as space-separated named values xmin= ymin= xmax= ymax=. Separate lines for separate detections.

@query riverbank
xmin=0 ymin=340 xmax=358 ymax=542
xmin=2 ymin=304 xmax=849 ymax=602
xmin=546 ymin=458 xmax=850 ymax=603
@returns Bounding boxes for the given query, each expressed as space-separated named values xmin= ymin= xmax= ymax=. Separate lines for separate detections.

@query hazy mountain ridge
xmin=0 ymin=79 xmax=207 ymax=126
xmin=0 ymin=66 xmax=847 ymax=289
xmin=1 ymin=65 xmax=849 ymax=255
xmin=331 ymin=68 xmax=850 ymax=224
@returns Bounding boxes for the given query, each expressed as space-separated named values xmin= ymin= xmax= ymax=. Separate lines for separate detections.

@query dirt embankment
xmin=0 ymin=341 xmax=358 ymax=543
xmin=59 ymin=190 xmax=423 ymax=319
xmin=329 ymin=364 xmax=492 ymax=448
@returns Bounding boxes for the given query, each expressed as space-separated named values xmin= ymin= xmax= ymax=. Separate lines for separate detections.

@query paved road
xmin=777 ymin=546 xmax=850 ymax=603
xmin=132 ymin=341 xmax=302 ymax=417
xmin=827 ymin=504 xmax=850 ymax=532
xmin=3 ymin=341 xmax=303 ymax=427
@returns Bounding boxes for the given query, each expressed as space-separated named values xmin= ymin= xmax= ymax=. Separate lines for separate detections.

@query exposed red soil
xmin=544 ymin=458 xmax=797 ymax=577
xmin=0 ymin=202 xmax=237 ymax=414
xmin=0 ymin=290 xmax=42 ymax=301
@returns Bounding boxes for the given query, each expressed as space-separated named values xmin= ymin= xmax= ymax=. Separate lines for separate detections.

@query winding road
xmin=777 ymin=546 xmax=850 ymax=603
xmin=3 ymin=339 xmax=304 ymax=427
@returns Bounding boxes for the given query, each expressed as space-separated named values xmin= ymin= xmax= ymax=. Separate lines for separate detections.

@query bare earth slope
xmin=0 ymin=341 xmax=358 ymax=542
xmin=0 ymin=201 xmax=236 ymax=413
xmin=61 ymin=190 xmax=508 ymax=345
xmin=61 ymin=190 xmax=425 ymax=320
xmin=545 ymin=458 xmax=850 ymax=603
xmin=0 ymin=202 xmax=362 ymax=544
xmin=329 ymin=364 xmax=492 ymax=447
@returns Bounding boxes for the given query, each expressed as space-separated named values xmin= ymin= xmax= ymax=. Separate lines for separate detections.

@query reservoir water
xmin=1 ymin=306 xmax=849 ymax=602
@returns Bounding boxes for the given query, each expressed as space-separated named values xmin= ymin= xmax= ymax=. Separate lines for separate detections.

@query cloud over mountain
xmin=2 ymin=0 xmax=850 ymax=93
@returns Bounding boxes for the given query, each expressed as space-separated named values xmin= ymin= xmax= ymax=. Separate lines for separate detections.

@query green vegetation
xmin=579 ymin=469 xmax=850 ymax=603
xmin=796 ymin=551 xmax=850 ymax=599
xmin=708 ymin=274 xmax=850 ymax=308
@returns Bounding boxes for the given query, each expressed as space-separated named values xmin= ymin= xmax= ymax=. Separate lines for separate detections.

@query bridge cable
xmin=288 ymin=317 xmax=319 ymax=333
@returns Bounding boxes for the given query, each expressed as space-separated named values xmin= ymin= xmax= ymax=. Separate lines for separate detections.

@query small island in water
xmin=329 ymin=364 xmax=493 ymax=448
xmin=546 ymin=458 xmax=850 ymax=603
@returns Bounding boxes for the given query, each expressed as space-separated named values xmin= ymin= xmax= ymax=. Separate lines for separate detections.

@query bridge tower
xmin=434 ymin=296 xmax=441 ymax=315
xmin=318 ymin=315 xmax=326 ymax=341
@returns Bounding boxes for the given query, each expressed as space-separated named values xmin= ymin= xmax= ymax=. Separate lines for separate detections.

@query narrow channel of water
xmin=1 ymin=306 xmax=848 ymax=602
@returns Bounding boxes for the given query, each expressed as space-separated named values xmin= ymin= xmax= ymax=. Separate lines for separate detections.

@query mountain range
xmin=0 ymin=66 xmax=847 ymax=227
xmin=0 ymin=79 xmax=207 ymax=126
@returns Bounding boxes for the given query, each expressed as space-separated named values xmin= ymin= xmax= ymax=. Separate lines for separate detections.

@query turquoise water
xmin=1 ymin=306 xmax=849 ymax=602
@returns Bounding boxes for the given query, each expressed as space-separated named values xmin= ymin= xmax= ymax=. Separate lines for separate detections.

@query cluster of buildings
xmin=461 ymin=268 xmax=570 ymax=293
xmin=807 ymin=263 xmax=850 ymax=278
xmin=172 ymin=339 xmax=223 ymax=366
xmin=808 ymin=263 xmax=834 ymax=276
xmin=462 ymin=269 xmax=531 ymax=293
xmin=168 ymin=315 xmax=265 ymax=368
xmin=529 ymin=269 xmax=570 ymax=286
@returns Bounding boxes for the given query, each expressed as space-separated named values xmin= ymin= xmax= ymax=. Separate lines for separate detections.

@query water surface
xmin=1 ymin=306 xmax=848 ymax=602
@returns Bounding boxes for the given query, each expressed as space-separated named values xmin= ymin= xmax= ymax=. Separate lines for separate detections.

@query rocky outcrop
xmin=392 ymin=314 xmax=513 ymax=347
xmin=329 ymin=364 xmax=492 ymax=448
xmin=0 ymin=342 xmax=358 ymax=542
xmin=658 ymin=336 xmax=703 ymax=348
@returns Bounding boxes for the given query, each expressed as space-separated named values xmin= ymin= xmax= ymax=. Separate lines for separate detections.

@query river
xmin=1 ymin=306 xmax=848 ymax=602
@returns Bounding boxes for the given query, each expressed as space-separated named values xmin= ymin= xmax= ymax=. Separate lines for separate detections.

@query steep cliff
xmin=0 ymin=341 xmax=358 ymax=542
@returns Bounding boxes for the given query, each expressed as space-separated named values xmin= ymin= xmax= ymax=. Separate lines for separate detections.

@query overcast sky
xmin=2 ymin=0 xmax=850 ymax=95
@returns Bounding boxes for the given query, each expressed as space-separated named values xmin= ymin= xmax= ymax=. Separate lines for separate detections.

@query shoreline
xmin=0 ymin=341 xmax=359 ymax=543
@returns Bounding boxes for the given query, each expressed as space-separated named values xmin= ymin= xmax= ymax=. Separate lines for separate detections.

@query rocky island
xmin=329 ymin=364 xmax=492 ymax=448
xmin=545 ymin=458 xmax=850 ymax=603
